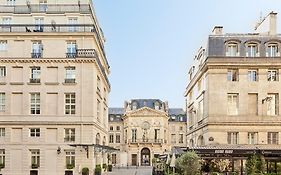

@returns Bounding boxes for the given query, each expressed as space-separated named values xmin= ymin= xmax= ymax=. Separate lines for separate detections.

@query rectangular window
xmin=30 ymin=93 xmax=40 ymax=114
xmin=268 ymin=69 xmax=278 ymax=81
xmin=112 ymin=154 xmax=117 ymax=165
xmin=198 ymin=99 xmax=204 ymax=121
xmin=30 ymin=128 xmax=40 ymax=137
xmin=267 ymin=94 xmax=279 ymax=116
xmin=30 ymin=149 xmax=40 ymax=167
xmin=116 ymin=126 xmax=120 ymax=131
xmin=109 ymin=126 xmax=113 ymax=131
xmin=247 ymin=44 xmax=258 ymax=57
xmin=66 ymin=41 xmax=77 ymax=58
xmin=248 ymin=93 xmax=258 ymax=115
xmin=32 ymin=41 xmax=43 ymax=58
xmin=0 ymin=149 xmax=5 ymax=167
xmin=109 ymin=134 xmax=114 ymax=143
xmin=7 ymin=0 xmax=16 ymax=6
xmin=65 ymin=67 xmax=75 ymax=83
xmin=179 ymin=134 xmax=184 ymax=144
xmin=65 ymin=93 xmax=75 ymax=115
xmin=0 ymin=41 xmax=7 ymax=51
xmin=39 ymin=0 xmax=48 ymax=12
xmin=2 ymin=17 xmax=11 ymax=32
xmin=65 ymin=150 xmax=75 ymax=167
xmin=268 ymin=132 xmax=278 ymax=144
xmin=0 ymin=93 xmax=5 ymax=112
xmin=0 ymin=128 xmax=5 ymax=137
xmin=97 ymin=76 xmax=101 ymax=92
xmin=30 ymin=67 xmax=41 ymax=83
xmin=64 ymin=128 xmax=75 ymax=142
xmin=97 ymin=99 xmax=100 ymax=121
xmin=154 ymin=129 xmax=160 ymax=141
xmin=131 ymin=129 xmax=137 ymax=143
xmin=267 ymin=44 xmax=279 ymax=57
xmin=227 ymin=132 xmax=239 ymax=144
xmin=68 ymin=18 xmax=78 ymax=32
xmin=116 ymin=134 xmax=120 ymax=143
xmin=226 ymin=43 xmax=239 ymax=56
xmin=227 ymin=93 xmax=239 ymax=115
xmin=248 ymin=70 xmax=258 ymax=81
xmin=34 ymin=18 xmax=44 ymax=32
xmin=248 ymin=132 xmax=258 ymax=144
xmin=227 ymin=69 xmax=239 ymax=81
xmin=0 ymin=67 xmax=6 ymax=77
xmin=171 ymin=134 xmax=176 ymax=144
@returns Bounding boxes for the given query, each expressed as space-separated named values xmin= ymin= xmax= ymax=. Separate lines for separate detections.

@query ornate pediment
xmin=125 ymin=107 xmax=168 ymax=117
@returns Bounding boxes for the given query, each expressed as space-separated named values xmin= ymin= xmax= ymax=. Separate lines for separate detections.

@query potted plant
xmin=108 ymin=164 xmax=113 ymax=172
xmin=102 ymin=163 xmax=107 ymax=171
xmin=66 ymin=163 xmax=75 ymax=169
xmin=31 ymin=163 xmax=39 ymax=169
xmin=82 ymin=167 xmax=89 ymax=175
xmin=95 ymin=164 xmax=102 ymax=175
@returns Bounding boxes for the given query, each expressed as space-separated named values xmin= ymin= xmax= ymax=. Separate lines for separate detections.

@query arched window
xmin=154 ymin=101 xmax=160 ymax=110
xmin=132 ymin=101 xmax=138 ymax=110
xmin=225 ymin=41 xmax=240 ymax=57
xmin=266 ymin=42 xmax=280 ymax=57
xmin=245 ymin=41 xmax=260 ymax=57
xmin=96 ymin=133 xmax=100 ymax=145
xmin=197 ymin=135 xmax=204 ymax=146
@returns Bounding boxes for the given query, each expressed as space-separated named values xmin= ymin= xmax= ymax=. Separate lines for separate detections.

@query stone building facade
xmin=184 ymin=12 xmax=281 ymax=148
xmin=108 ymin=99 xmax=186 ymax=166
xmin=0 ymin=0 xmax=110 ymax=175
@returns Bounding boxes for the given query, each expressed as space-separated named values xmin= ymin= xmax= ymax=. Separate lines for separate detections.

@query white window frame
xmin=7 ymin=0 xmax=16 ymax=6
xmin=0 ymin=93 xmax=5 ymax=112
xmin=227 ymin=69 xmax=239 ymax=81
xmin=64 ymin=128 xmax=75 ymax=142
xmin=0 ymin=149 xmax=5 ymax=165
xmin=30 ymin=128 xmax=40 ymax=137
xmin=116 ymin=134 xmax=121 ymax=143
xmin=268 ymin=69 xmax=278 ymax=81
xmin=226 ymin=42 xmax=239 ymax=56
xmin=267 ymin=43 xmax=279 ymax=57
xmin=34 ymin=18 xmax=44 ymax=31
xmin=267 ymin=94 xmax=279 ymax=116
xmin=68 ymin=18 xmax=78 ymax=32
xmin=268 ymin=132 xmax=278 ymax=144
xmin=227 ymin=93 xmax=239 ymax=115
xmin=248 ymin=132 xmax=258 ymax=144
xmin=97 ymin=99 xmax=100 ymax=121
xmin=65 ymin=67 xmax=75 ymax=83
xmin=227 ymin=132 xmax=239 ymax=144
xmin=0 ymin=41 xmax=7 ymax=51
xmin=131 ymin=129 xmax=137 ymax=143
xmin=65 ymin=93 xmax=75 ymax=115
xmin=65 ymin=150 xmax=75 ymax=166
xmin=248 ymin=69 xmax=258 ymax=81
xmin=66 ymin=41 xmax=77 ymax=54
xmin=0 ymin=128 xmax=5 ymax=137
xmin=30 ymin=93 xmax=40 ymax=114
xmin=109 ymin=134 xmax=114 ymax=143
xmin=246 ymin=43 xmax=259 ymax=57
xmin=0 ymin=67 xmax=6 ymax=77
xmin=30 ymin=149 xmax=40 ymax=167
xmin=31 ymin=67 xmax=41 ymax=80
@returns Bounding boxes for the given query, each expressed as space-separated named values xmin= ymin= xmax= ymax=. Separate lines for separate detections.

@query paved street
xmin=103 ymin=166 xmax=153 ymax=175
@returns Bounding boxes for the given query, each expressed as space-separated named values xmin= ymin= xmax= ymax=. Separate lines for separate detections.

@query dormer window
xmin=246 ymin=42 xmax=259 ymax=57
xmin=266 ymin=43 xmax=280 ymax=57
xmin=154 ymin=101 xmax=160 ymax=110
xmin=226 ymin=42 xmax=239 ymax=56
xmin=132 ymin=101 xmax=138 ymax=110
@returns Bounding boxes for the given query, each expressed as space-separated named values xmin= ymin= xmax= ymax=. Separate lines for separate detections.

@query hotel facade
xmin=0 ymin=0 xmax=110 ymax=175
xmin=108 ymin=99 xmax=187 ymax=167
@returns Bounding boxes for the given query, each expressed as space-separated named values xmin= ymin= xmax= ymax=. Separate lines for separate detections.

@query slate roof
xmin=130 ymin=99 xmax=164 ymax=109
xmin=168 ymin=108 xmax=185 ymax=115
xmin=109 ymin=108 xmax=124 ymax=115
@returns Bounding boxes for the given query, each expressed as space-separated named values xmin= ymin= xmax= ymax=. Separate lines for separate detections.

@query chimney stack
xmin=254 ymin=11 xmax=277 ymax=35
xmin=212 ymin=26 xmax=223 ymax=35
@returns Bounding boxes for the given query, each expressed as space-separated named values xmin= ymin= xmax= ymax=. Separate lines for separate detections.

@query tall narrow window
xmin=246 ymin=43 xmax=259 ymax=57
xmin=32 ymin=41 xmax=43 ymax=58
xmin=226 ymin=42 xmax=239 ymax=56
xmin=34 ymin=18 xmax=44 ymax=32
xmin=66 ymin=41 xmax=77 ymax=58
xmin=227 ymin=132 xmax=239 ymax=144
xmin=29 ymin=128 xmax=40 ymax=137
xmin=268 ymin=69 xmax=278 ymax=81
xmin=7 ymin=0 xmax=15 ymax=6
xmin=268 ymin=132 xmax=278 ymax=144
xmin=64 ymin=128 xmax=75 ymax=142
xmin=109 ymin=134 xmax=114 ymax=143
xmin=0 ymin=150 xmax=4 ymax=168
xmin=0 ymin=41 xmax=7 ymax=51
xmin=248 ymin=132 xmax=258 ymax=144
xmin=65 ymin=93 xmax=75 ymax=115
xmin=116 ymin=134 xmax=121 ymax=143
xmin=248 ymin=93 xmax=258 ymax=115
xmin=227 ymin=93 xmax=239 ymax=115
xmin=2 ymin=17 xmax=11 ymax=32
xmin=30 ymin=67 xmax=41 ymax=83
xmin=97 ymin=99 xmax=100 ymax=121
xmin=65 ymin=67 xmax=75 ymax=83
xmin=154 ymin=129 xmax=160 ymax=142
xmin=198 ymin=99 xmax=204 ymax=121
xmin=30 ymin=93 xmax=40 ymax=114
xmin=39 ymin=0 xmax=48 ymax=12
xmin=0 ymin=67 xmax=6 ymax=77
xmin=131 ymin=129 xmax=137 ymax=143
xmin=227 ymin=69 xmax=239 ymax=81
xmin=0 ymin=128 xmax=5 ymax=137
xmin=65 ymin=151 xmax=75 ymax=168
xmin=248 ymin=70 xmax=258 ymax=81
xmin=68 ymin=18 xmax=78 ymax=32
xmin=171 ymin=134 xmax=176 ymax=144
xmin=97 ymin=76 xmax=101 ymax=92
xmin=179 ymin=134 xmax=184 ymax=144
xmin=267 ymin=44 xmax=279 ymax=57
xmin=30 ymin=149 xmax=40 ymax=168
xmin=267 ymin=94 xmax=279 ymax=116
xmin=0 ymin=93 xmax=5 ymax=112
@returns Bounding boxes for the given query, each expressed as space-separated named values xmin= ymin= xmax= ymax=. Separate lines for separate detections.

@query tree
xmin=246 ymin=154 xmax=265 ymax=175
xmin=176 ymin=151 xmax=201 ymax=175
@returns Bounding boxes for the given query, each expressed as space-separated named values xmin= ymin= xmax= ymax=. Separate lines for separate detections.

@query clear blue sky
xmin=93 ymin=0 xmax=281 ymax=108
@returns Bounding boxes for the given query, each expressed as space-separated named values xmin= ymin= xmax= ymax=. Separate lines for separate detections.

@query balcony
xmin=0 ymin=24 xmax=96 ymax=33
xmin=77 ymin=49 xmax=97 ymax=58
xmin=66 ymin=53 xmax=77 ymax=58
xmin=30 ymin=78 xmax=40 ymax=84
xmin=0 ymin=4 xmax=91 ymax=14
xmin=128 ymin=139 xmax=164 ymax=144
xmin=64 ymin=79 xmax=76 ymax=84
xmin=31 ymin=53 xmax=42 ymax=58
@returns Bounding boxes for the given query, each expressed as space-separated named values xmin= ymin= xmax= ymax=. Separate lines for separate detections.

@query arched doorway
xmin=141 ymin=147 xmax=150 ymax=166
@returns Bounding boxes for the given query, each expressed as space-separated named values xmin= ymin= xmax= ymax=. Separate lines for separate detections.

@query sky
xmin=93 ymin=0 xmax=281 ymax=109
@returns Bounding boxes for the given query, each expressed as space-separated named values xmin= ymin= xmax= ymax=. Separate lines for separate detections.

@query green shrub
xmin=175 ymin=151 xmax=201 ymax=175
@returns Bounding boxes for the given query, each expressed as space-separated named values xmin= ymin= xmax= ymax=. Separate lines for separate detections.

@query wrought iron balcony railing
xmin=77 ymin=49 xmax=97 ymax=58
xmin=30 ymin=78 xmax=41 ymax=84
xmin=64 ymin=79 xmax=76 ymax=84
xmin=0 ymin=4 xmax=91 ymax=14
xmin=31 ymin=52 xmax=42 ymax=58
xmin=0 ymin=24 xmax=96 ymax=33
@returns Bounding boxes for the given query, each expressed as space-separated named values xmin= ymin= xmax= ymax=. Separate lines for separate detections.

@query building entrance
xmin=141 ymin=147 xmax=150 ymax=166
